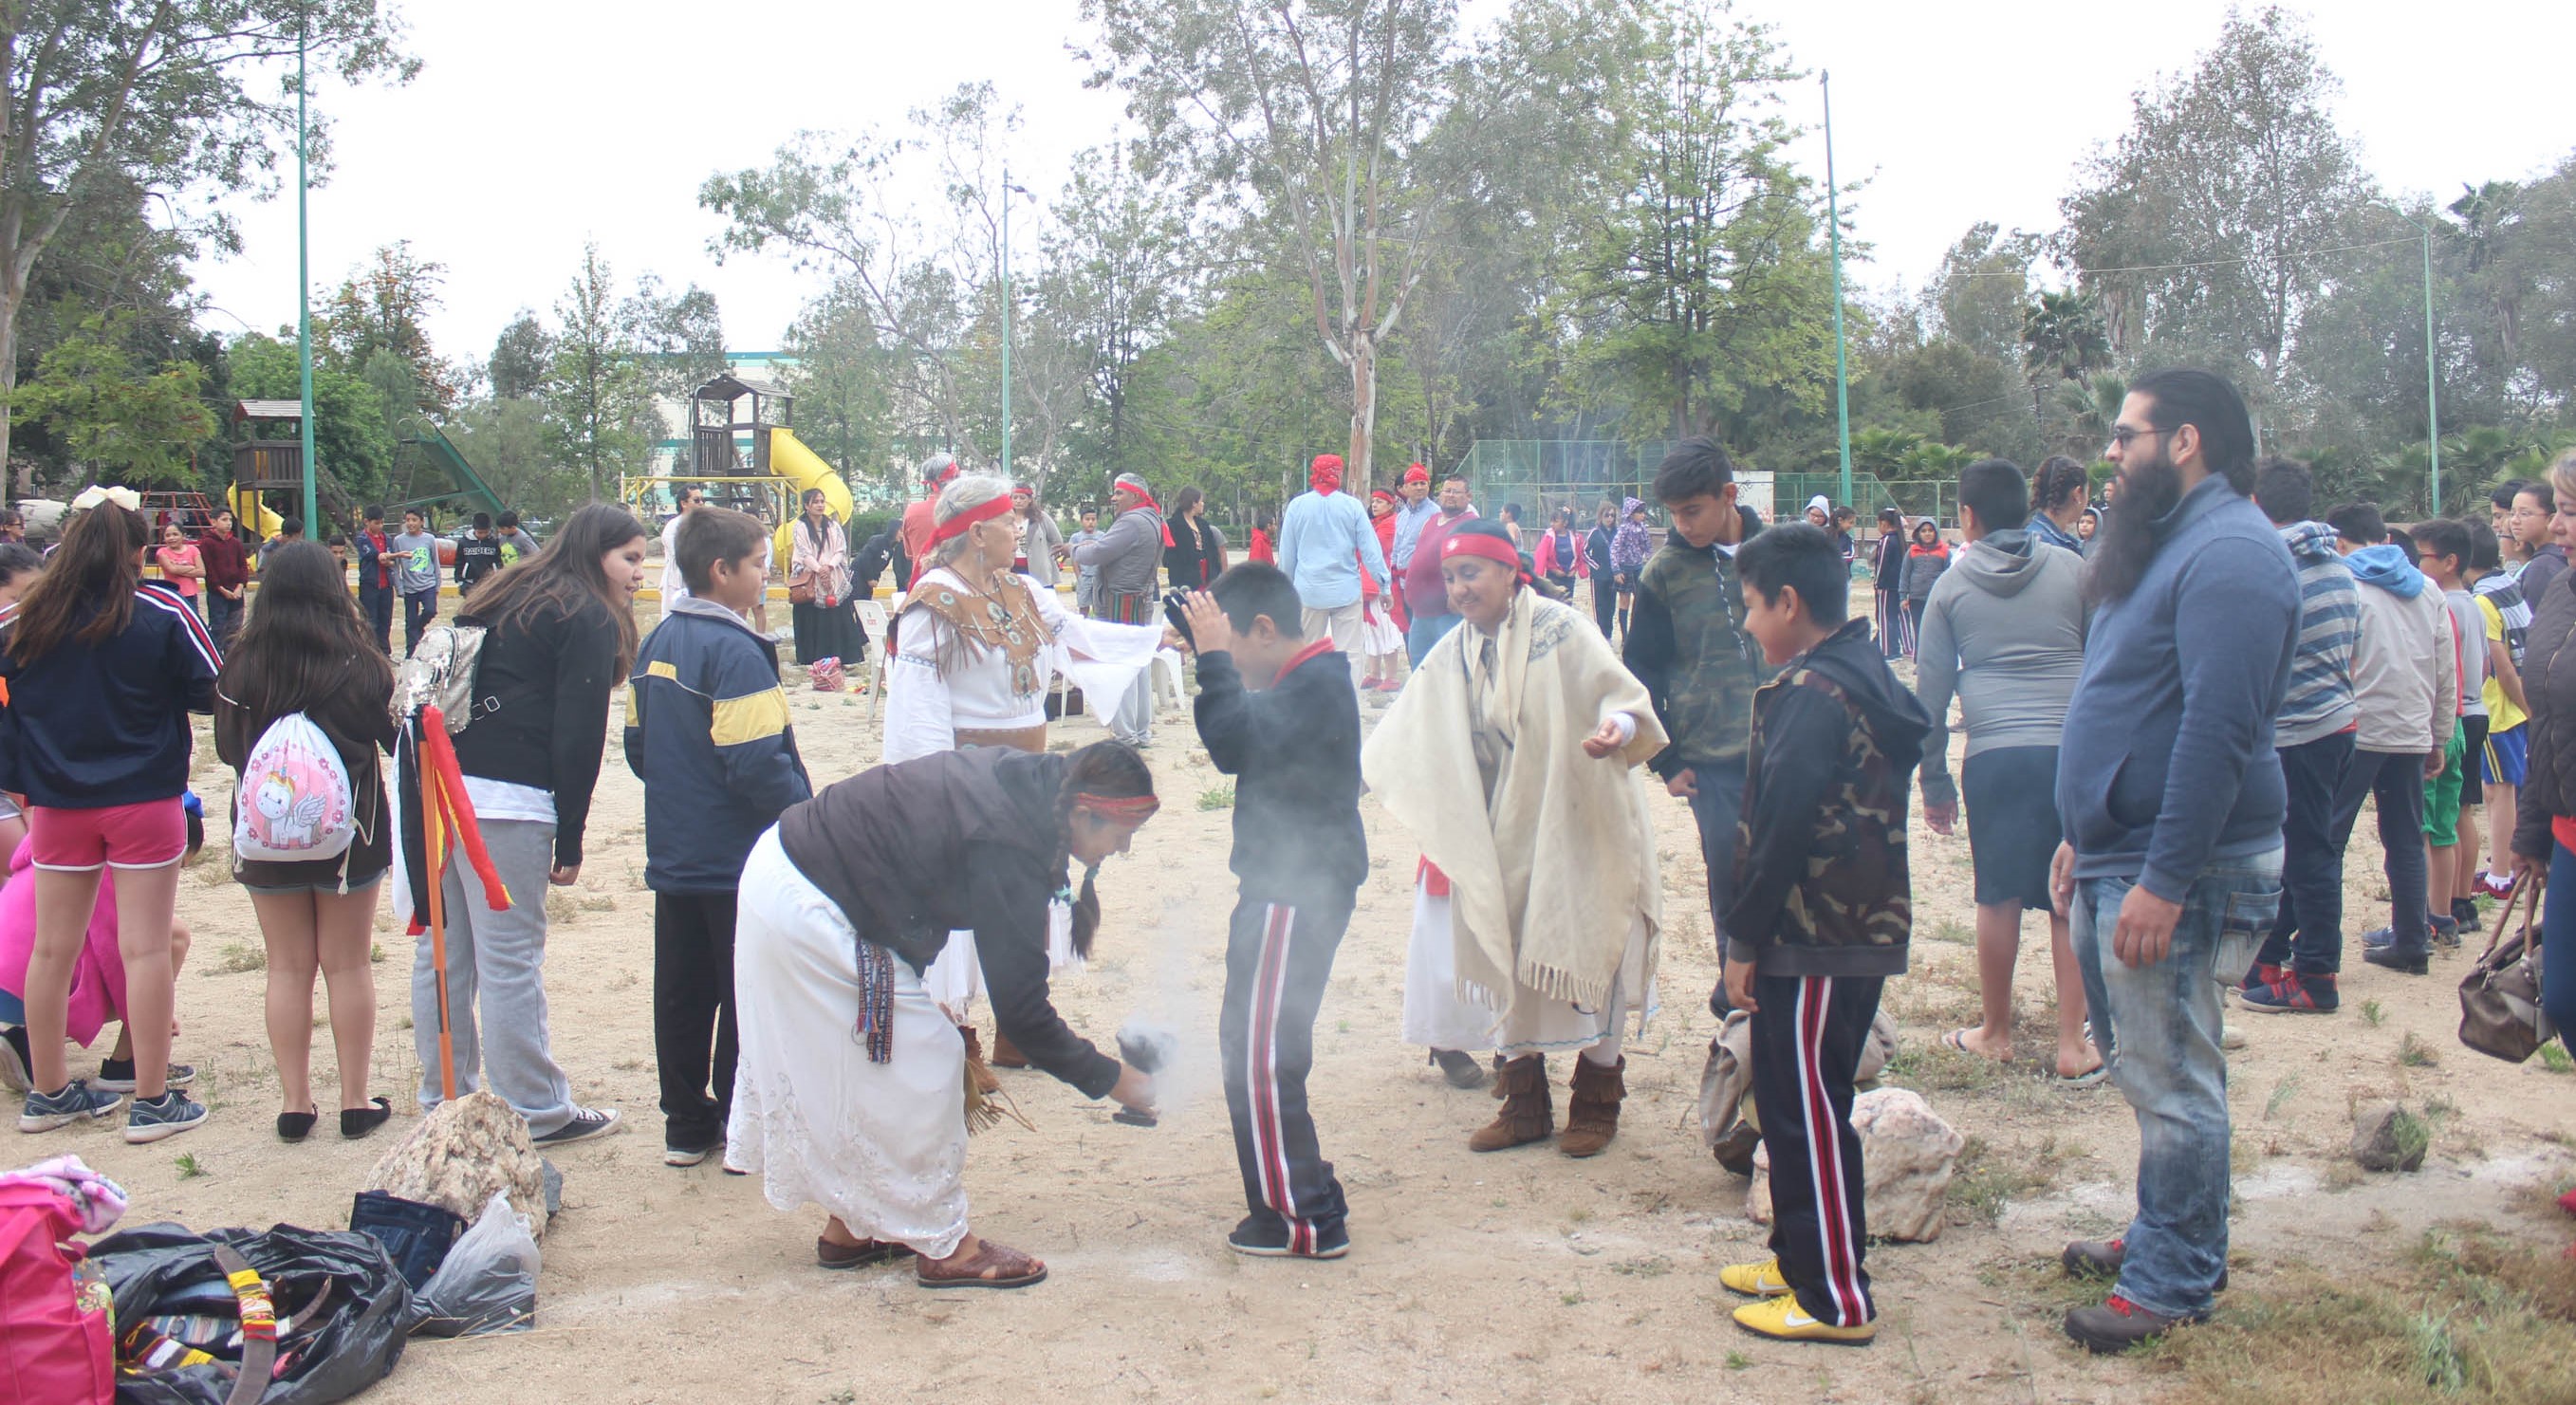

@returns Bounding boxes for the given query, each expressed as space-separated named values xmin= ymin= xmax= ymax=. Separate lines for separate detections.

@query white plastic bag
xmin=414 ymin=1190 xmax=538 ymax=1337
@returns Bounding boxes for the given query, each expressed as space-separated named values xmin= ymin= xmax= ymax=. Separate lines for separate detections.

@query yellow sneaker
xmin=1718 ymin=1257 xmax=1792 ymax=1297
xmin=1733 ymin=1292 xmax=1877 ymax=1345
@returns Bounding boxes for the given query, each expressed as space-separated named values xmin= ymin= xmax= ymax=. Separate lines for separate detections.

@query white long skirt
xmin=728 ymin=829 xmax=972 ymax=1259
xmin=1401 ymin=880 xmax=1658 ymax=1058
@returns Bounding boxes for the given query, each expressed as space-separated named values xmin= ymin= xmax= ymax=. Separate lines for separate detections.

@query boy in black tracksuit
xmin=1719 ymin=523 xmax=1928 ymax=1345
xmin=1181 ymin=564 xmax=1365 ymax=1260
xmin=623 ymin=508 xmax=813 ymax=1165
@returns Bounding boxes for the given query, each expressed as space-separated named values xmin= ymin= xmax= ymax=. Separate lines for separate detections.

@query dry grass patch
xmin=2141 ymin=1225 xmax=2576 ymax=1403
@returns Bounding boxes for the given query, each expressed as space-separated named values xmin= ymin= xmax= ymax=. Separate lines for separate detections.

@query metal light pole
xmin=2419 ymin=220 xmax=2440 ymax=513
xmin=295 ymin=6 xmax=318 ymax=532
xmin=1823 ymin=72 xmax=1852 ymax=508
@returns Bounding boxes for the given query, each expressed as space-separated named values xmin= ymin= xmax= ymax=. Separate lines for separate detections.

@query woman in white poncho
xmin=883 ymin=474 xmax=1163 ymax=1065
xmin=1362 ymin=518 xmax=1667 ymax=1158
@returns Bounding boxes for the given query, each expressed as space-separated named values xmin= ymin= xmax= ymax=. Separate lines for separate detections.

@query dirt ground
xmin=40 ymin=604 xmax=2576 ymax=1403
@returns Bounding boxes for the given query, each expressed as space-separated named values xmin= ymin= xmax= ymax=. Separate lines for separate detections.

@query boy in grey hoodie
xmin=2324 ymin=502 xmax=2456 ymax=975
xmin=1914 ymin=459 xmax=2095 ymax=1078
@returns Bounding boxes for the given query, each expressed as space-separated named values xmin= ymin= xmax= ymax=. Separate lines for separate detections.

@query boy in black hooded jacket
xmin=1717 ymin=523 xmax=1929 ymax=1346
xmin=1180 ymin=564 xmax=1366 ymax=1261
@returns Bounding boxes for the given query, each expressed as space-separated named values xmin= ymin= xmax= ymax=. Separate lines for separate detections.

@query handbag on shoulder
xmin=2458 ymin=869 xmax=2556 ymax=1063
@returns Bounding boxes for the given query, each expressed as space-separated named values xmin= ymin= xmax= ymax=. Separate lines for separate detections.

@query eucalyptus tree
xmin=1083 ymin=0 xmax=1464 ymax=484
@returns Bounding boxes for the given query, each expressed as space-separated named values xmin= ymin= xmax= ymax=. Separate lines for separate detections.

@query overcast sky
xmin=187 ymin=0 xmax=2576 ymax=368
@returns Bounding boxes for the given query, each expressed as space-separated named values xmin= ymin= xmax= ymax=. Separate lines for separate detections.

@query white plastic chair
xmin=858 ymin=598 xmax=893 ymax=718
xmin=1150 ymin=648 xmax=1188 ymax=712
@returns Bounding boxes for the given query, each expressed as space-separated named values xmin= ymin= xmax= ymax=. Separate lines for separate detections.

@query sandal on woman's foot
xmin=816 ymin=1235 xmax=916 ymax=1270
xmin=917 ymin=1239 xmax=1048 ymax=1289
xmin=276 ymin=1106 xmax=317 ymax=1142
xmin=1941 ymin=1028 xmax=2011 ymax=1063
xmin=341 ymin=1097 xmax=393 ymax=1139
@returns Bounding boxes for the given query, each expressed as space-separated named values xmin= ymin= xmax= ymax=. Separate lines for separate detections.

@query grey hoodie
xmin=1913 ymin=528 xmax=2088 ymax=806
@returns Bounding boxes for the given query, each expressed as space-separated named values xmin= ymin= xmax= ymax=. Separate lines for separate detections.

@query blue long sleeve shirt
xmin=1390 ymin=498 xmax=1438 ymax=569
xmin=2055 ymin=474 xmax=2301 ymax=902
xmin=1276 ymin=489 xmax=1389 ymax=611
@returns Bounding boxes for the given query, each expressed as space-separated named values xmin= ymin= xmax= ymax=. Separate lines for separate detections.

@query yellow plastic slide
xmin=228 ymin=485 xmax=284 ymax=541
xmin=766 ymin=425 xmax=855 ymax=575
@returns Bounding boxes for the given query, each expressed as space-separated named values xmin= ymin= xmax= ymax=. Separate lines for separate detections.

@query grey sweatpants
xmin=413 ymin=817 xmax=576 ymax=1135
xmin=1113 ymin=671 xmax=1155 ymax=745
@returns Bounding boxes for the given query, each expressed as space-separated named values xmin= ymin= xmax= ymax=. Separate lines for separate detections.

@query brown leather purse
xmin=2459 ymin=868 xmax=2555 ymax=1063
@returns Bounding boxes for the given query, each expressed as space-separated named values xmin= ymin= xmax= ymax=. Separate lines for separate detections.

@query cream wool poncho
xmin=1364 ymin=588 xmax=1667 ymax=1026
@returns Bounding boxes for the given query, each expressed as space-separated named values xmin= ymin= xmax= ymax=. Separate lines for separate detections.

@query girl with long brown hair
xmin=215 ymin=541 xmax=398 ymax=1140
xmin=0 ymin=491 xmax=219 ymax=1141
xmin=407 ymin=502 xmax=647 ymax=1148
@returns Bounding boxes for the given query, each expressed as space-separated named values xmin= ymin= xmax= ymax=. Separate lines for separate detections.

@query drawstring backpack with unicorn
xmin=231 ymin=713 xmax=357 ymax=863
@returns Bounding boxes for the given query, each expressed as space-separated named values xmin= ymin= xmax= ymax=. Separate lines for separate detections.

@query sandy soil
xmin=38 ymin=607 xmax=2576 ymax=1404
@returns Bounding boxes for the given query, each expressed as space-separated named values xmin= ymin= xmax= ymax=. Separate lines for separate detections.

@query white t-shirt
xmin=659 ymin=513 xmax=690 ymax=615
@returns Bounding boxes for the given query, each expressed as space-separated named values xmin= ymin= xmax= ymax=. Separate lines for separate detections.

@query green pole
xmin=1823 ymin=72 xmax=1852 ymax=508
xmin=295 ymin=7 xmax=317 ymax=533
xmin=999 ymin=164 xmax=1012 ymax=482
xmin=2421 ymin=223 xmax=2439 ymax=513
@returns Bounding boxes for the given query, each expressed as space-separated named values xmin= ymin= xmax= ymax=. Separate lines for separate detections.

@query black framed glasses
xmin=2106 ymin=425 xmax=2174 ymax=451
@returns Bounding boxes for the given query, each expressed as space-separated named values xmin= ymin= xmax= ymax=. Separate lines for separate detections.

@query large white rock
xmin=1745 ymin=1087 xmax=1963 ymax=1243
xmin=363 ymin=1089 xmax=552 ymax=1241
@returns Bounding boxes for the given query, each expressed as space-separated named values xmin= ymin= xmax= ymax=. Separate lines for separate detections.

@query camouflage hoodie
xmin=1624 ymin=526 xmax=1770 ymax=774
xmin=1724 ymin=617 xmax=1930 ymax=978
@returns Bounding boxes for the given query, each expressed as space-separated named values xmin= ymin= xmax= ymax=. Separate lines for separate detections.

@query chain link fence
xmin=1456 ymin=441 xmax=1960 ymax=528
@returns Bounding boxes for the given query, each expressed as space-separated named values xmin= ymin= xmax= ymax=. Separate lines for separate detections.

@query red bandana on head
xmin=929 ymin=494 xmax=1015 ymax=545
xmin=1442 ymin=528 xmax=1529 ymax=585
xmin=1402 ymin=463 xmax=1430 ymax=486
xmin=1116 ymin=475 xmax=1176 ymax=547
xmin=1309 ymin=453 xmax=1344 ymax=495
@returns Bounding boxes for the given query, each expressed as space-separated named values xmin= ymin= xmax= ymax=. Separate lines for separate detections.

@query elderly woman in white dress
xmin=884 ymin=474 xmax=1164 ymax=1063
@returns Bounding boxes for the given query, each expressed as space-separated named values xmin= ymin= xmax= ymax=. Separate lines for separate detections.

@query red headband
xmin=928 ymin=494 xmax=1015 ymax=545
xmin=1370 ymin=488 xmax=1396 ymax=503
xmin=1402 ymin=464 xmax=1430 ymax=484
xmin=1441 ymin=531 xmax=1522 ymax=571
xmin=1077 ymin=793 xmax=1162 ymax=823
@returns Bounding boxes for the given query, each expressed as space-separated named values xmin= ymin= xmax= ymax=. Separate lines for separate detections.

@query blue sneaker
xmin=19 ymin=1078 xmax=123 ymax=1132
xmin=2240 ymin=971 xmax=2339 ymax=1013
xmin=124 ymin=1089 xmax=209 ymax=1143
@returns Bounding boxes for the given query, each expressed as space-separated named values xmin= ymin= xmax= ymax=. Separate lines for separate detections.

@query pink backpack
xmin=0 ymin=1181 xmax=115 ymax=1405
xmin=232 ymin=712 xmax=357 ymax=863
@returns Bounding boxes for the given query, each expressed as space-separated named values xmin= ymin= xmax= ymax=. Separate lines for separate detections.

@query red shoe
xmin=2240 ymin=961 xmax=2289 ymax=995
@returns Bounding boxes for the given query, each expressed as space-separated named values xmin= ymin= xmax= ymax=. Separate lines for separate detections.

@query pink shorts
xmin=28 ymin=799 xmax=188 ymax=873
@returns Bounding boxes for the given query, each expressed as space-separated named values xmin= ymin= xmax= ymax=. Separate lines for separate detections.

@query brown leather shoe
xmin=990 ymin=1029 xmax=1030 ymax=1069
xmin=959 ymin=1026 xmax=1001 ymax=1096
xmin=1557 ymin=1054 xmax=1625 ymax=1157
xmin=1469 ymin=1054 xmax=1553 ymax=1152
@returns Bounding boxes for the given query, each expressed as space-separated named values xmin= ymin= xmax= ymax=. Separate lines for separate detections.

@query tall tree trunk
xmin=0 ymin=301 xmax=19 ymax=500
xmin=1345 ymin=332 xmax=1378 ymax=485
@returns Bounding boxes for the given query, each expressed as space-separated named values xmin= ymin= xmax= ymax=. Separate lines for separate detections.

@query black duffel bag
xmin=91 ymin=1222 xmax=420 ymax=1405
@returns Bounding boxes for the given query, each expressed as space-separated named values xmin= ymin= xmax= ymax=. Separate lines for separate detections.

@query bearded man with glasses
xmin=2046 ymin=368 xmax=2303 ymax=1353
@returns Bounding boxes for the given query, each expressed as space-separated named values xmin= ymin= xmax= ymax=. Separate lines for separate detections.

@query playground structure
xmin=395 ymin=417 xmax=510 ymax=520
xmin=619 ymin=373 xmax=854 ymax=579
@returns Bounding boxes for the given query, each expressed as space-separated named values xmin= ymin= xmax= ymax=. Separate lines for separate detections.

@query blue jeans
xmin=2259 ymin=731 xmax=2354 ymax=977
xmin=2329 ymin=749 xmax=2428 ymax=958
xmin=2546 ymin=843 xmax=2576 ymax=1053
xmin=1405 ymin=611 xmax=1462 ymax=665
xmin=207 ymin=591 xmax=243 ymax=648
xmin=2071 ymin=847 xmax=2282 ymax=1322
xmin=1682 ymin=761 xmax=1749 ymax=1014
